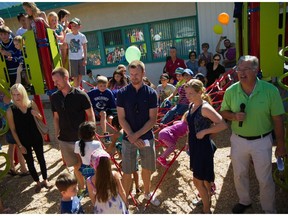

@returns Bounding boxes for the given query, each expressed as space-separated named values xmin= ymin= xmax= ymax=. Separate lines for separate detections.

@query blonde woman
xmin=6 ymin=84 xmax=49 ymax=193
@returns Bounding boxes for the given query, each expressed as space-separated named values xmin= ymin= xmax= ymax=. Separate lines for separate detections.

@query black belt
xmin=237 ymin=131 xmax=271 ymax=140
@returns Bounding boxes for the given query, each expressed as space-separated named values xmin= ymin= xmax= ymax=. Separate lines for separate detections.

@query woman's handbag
xmin=33 ymin=115 xmax=49 ymax=135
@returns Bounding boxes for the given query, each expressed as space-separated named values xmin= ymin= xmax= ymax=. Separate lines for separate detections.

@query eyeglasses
xmin=214 ymin=59 xmax=220 ymax=61
xmin=236 ymin=67 xmax=253 ymax=73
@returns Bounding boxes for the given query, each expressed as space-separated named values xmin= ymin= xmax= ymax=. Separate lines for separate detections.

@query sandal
xmin=19 ymin=171 xmax=30 ymax=177
xmin=8 ymin=169 xmax=18 ymax=176
xmin=41 ymin=181 xmax=52 ymax=189
xmin=35 ymin=184 xmax=42 ymax=193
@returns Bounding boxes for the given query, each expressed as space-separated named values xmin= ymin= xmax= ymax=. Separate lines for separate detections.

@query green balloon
xmin=213 ymin=24 xmax=223 ymax=35
xmin=125 ymin=46 xmax=141 ymax=63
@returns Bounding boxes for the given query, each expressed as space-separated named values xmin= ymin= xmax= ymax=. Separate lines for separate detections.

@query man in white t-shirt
xmin=63 ymin=18 xmax=87 ymax=88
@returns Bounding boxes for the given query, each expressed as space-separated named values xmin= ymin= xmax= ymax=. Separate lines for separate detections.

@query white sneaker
xmin=144 ymin=193 xmax=161 ymax=206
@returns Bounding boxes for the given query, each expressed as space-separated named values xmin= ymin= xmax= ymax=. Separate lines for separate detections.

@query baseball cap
xmin=195 ymin=73 xmax=205 ymax=79
xmin=183 ymin=68 xmax=194 ymax=76
xmin=69 ymin=17 xmax=81 ymax=25
xmin=175 ymin=67 xmax=184 ymax=75
xmin=160 ymin=73 xmax=170 ymax=80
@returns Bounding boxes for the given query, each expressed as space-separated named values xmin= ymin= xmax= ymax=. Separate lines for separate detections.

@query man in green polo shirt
xmin=220 ymin=55 xmax=287 ymax=214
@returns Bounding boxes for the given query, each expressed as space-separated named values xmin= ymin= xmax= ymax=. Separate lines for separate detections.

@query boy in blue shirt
xmin=55 ymin=172 xmax=84 ymax=214
xmin=87 ymin=76 xmax=116 ymax=144
xmin=0 ymin=25 xmax=19 ymax=86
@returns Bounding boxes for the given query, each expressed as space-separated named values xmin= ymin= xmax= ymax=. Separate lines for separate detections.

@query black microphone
xmin=239 ymin=103 xmax=246 ymax=127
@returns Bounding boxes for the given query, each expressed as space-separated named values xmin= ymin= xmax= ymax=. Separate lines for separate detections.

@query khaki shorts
xmin=69 ymin=59 xmax=86 ymax=77
xmin=58 ymin=140 xmax=79 ymax=167
xmin=122 ymin=139 xmax=156 ymax=174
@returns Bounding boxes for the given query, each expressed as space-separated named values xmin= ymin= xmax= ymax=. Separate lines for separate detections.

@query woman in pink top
xmin=157 ymin=112 xmax=188 ymax=168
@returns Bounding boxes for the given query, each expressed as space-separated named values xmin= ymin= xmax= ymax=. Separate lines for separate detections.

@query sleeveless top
xmin=11 ymin=104 xmax=42 ymax=145
xmin=87 ymin=176 xmax=128 ymax=214
xmin=189 ymin=102 xmax=212 ymax=133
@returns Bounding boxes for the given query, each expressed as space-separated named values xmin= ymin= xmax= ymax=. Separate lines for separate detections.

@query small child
xmin=198 ymin=59 xmax=207 ymax=78
xmin=197 ymin=59 xmax=208 ymax=86
xmin=0 ymin=25 xmax=20 ymax=86
xmin=63 ymin=17 xmax=87 ymax=88
xmin=55 ymin=172 xmax=84 ymax=214
xmin=74 ymin=121 xmax=103 ymax=179
xmin=47 ymin=11 xmax=64 ymax=43
xmin=157 ymin=112 xmax=188 ymax=168
xmin=87 ymin=75 xmax=116 ymax=144
xmin=12 ymin=36 xmax=33 ymax=93
xmin=87 ymin=148 xmax=128 ymax=214
xmin=107 ymin=116 xmax=141 ymax=194
xmin=15 ymin=13 xmax=27 ymax=36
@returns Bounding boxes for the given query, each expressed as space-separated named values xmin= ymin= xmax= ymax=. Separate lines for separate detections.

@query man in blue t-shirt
xmin=88 ymin=75 xmax=116 ymax=144
xmin=117 ymin=60 xmax=160 ymax=206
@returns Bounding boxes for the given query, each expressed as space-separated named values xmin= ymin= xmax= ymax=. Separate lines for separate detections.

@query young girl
xmin=107 ymin=69 xmax=128 ymax=98
xmin=87 ymin=148 xmax=129 ymax=214
xmin=184 ymin=79 xmax=227 ymax=213
xmin=74 ymin=121 xmax=103 ymax=179
xmin=47 ymin=11 xmax=64 ymax=43
xmin=106 ymin=116 xmax=141 ymax=194
xmin=157 ymin=112 xmax=188 ymax=168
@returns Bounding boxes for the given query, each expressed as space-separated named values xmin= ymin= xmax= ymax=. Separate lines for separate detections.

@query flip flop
xmin=19 ymin=171 xmax=30 ymax=177
xmin=8 ymin=169 xmax=18 ymax=176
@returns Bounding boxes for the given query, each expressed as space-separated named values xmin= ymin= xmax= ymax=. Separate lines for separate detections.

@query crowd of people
xmin=0 ymin=2 xmax=287 ymax=214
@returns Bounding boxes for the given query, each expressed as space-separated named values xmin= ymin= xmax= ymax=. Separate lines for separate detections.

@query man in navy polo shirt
xmin=117 ymin=60 xmax=160 ymax=206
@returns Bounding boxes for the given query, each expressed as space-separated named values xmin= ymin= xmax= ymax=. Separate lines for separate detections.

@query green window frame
xmin=85 ymin=16 xmax=198 ymax=69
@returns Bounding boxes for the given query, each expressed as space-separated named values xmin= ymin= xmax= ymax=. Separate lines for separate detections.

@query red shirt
xmin=165 ymin=58 xmax=186 ymax=80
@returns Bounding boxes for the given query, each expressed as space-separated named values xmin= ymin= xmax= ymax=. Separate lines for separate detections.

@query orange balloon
xmin=218 ymin=13 xmax=230 ymax=25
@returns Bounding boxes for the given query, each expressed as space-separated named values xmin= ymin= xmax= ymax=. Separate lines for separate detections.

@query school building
xmin=1 ymin=2 xmax=236 ymax=84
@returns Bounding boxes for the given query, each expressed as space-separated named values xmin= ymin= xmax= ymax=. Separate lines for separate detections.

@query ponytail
xmin=201 ymin=92 xmax=212 ymax=105
xmin=79 ymin=139 xmax=86 ymax=157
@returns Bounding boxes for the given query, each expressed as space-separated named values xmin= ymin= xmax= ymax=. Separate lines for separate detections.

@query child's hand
xmin=17 ymin=64 xmax=23 ymax=73
xmin=6 ymin=56 xmax=12 ymax=61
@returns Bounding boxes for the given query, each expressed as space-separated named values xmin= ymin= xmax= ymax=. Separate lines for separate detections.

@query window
xmin=85 ymin=31 xmax=102 ymax=66
xmin=125 ymin=27 xmax=147 ymax=61
xmin=150 ymin=17 xmax=197 ymax=59
xmin=84 ymin=16 xmax=198 ymax=68
xmin=103 ymin=30 xmax=125 ymax=65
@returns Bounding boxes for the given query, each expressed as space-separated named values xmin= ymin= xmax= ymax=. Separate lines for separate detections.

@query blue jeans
xmin=161 ymin=104 xmax=189 ymax=124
